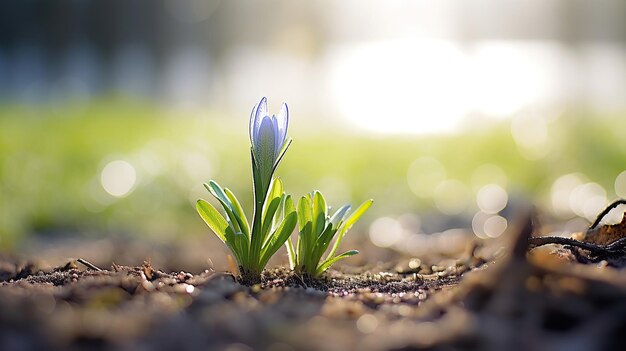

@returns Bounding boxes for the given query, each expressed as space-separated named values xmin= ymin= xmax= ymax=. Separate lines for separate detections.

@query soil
xmin=3 ymin=214 xmax=626 ymax=350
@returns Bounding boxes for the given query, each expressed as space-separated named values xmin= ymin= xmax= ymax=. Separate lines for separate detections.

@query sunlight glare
xmin=330 ymin=39 xmax=564 ymax=134
xmin=330 ymin=39 xmax=468 ymax=134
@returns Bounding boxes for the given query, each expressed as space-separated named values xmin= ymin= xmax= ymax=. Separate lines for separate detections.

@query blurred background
xmin=1 ymin=0 xmax=626 ymax=271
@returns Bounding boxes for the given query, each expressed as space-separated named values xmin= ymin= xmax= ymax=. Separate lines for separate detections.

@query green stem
xmin=249 ymin=152 xmax=272 ymax=274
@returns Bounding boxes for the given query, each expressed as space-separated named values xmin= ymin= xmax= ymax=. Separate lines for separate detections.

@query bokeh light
xmin=369 ymin=217 xmax=405 ymax=248
xmin=100 ymin=160 xmax=137 ymax=198
xmin=615 ymin=171 xmax=626 ymax=198
xmin=550 ymin=173 xmax=586 ymax=218
xmin=483 ymin=215 xmax=508 ymax=238
xmin=472 ymin=212 xmax=508 ymax=239
xmin=569 ymin=182 xmax=607 ymax=221
xmin=476 ymin=184 xmax=508 ymax=215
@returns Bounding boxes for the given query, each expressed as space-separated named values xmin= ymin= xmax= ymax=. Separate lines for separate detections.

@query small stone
xmin=409 ymin=258 xmax=422 ymax=269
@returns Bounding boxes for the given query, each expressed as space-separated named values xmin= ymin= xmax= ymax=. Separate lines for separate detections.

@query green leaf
xmin=283 ymin=196 xmax=296 ymax=269
xmin=285 ymin=236 xmax=296 ymax=270
xmin=206 ymin=180 xmax=232 ymax=209
xmin=224 ymin=225 xmax=247 ymax=268
xmin=204 ymin=181 xmax=242 ymax=235
xmin=297 ymin=221 xmax=312 ymax=268
xmin=272 ymin=194 xmax=285 ymax=229
xmin=224 ymin=188 xmax=250 ymax=237
xmin=329 ymin=204 xmax=351 ymax=229
xmin=263 ymin=178 xmax=284 ymax=218
xmin=197 ymin=199 xmax=247 ymax=268
xmin=340 ymin=199 xmax=373 ymax=233
xmin=250 ymin=148 xmax=264 ymax=202
xmin=284 ymin=194 xmax=295 ymax=215
xmin=196 ymin=199 xmax=229 ymax=243
xmin=261 ymin=195 xmax=283 ymax=246
xmin=279 ymin=195 xmax=296 ymax=246
xmin=316 ymin=250 xmax=359 ymax=276
xmin=297 ymin=195 xmax=312 ymax=231
xmin=312 ymin=223 xmax=338 ymax=264
xmin=312 ymin=191 xmax=327 ymax=237
xmin=260 ymin=212 xmax=297 ymax=268
xmin=327 ymin=199 xmax=373 ymax=259
xmin=309 ymin=192 xmax=326 ymax=268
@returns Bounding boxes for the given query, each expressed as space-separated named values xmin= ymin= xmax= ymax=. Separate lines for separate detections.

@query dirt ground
xmin=2 ymin=213 xmax=626 ymax=351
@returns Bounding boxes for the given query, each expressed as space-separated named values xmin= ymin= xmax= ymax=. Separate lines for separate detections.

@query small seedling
xmin=196 ymin=97 xmax=297 ymax=282
xmin=286 ymin=191 xmax=373 ymax=278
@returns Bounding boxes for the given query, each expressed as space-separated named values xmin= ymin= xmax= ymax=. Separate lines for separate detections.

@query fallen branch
xmin=528 ymin=199 xmax=626 ymax=258
xmin=528 ymin=236 xmax=626 ymax=257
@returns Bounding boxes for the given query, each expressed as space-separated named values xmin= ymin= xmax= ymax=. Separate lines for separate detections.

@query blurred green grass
xmin=1 ymin=100 xmax=626 ymax=248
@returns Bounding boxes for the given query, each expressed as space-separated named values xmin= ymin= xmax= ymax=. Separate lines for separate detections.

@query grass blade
xmin=327 ymin=199 xmax=373 ymax=259
xmin=316 ymin=250 xmax=359 ymax=276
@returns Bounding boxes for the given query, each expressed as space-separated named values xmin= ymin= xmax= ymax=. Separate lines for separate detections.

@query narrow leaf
xmin=261 ymin=195 xmax=283 ymax=246
xmin=204 ymin=181 xmax=242 ymax=234
xmin=197 ymin=199 xmax=246 ymax=268
xmin=297 ymin=221 xmax=312 ymax=268
xmin=297 ymin=195 xmax=312 ymax=231
xmin=285 ymin=237 xmax=296 ymax=270
xmin=263 ymin=178 xmax=284 ymax=218
xmin=224 ymin=226 xmax=247 ymax=268
xmin=205 ymin=181 xmax=233 ymax=210
xmin=310 ymin=192 xmax=326 ymax=265
xmin=284 ymin=194 xmax=296 ymax=215
xmin=328 ymin=199 xmax=373 ymax=258
xmin=313 ymin=224 xmax=338 ymax=262
xmin=272 ymin=193 xmax=286 ymax=229
xmin=224 ymin=188 xmax=250 ymax=237
xmin=329 ymin=204 xmax=351 ymax=229
xmin=196 ymin=200 xmax=229 ymax=243
xmin=260 ymin=212 xmax=297 ymax=268
xmin=312 ymin=191 xmax=327 ymax=237
xmin=316 ymin=250 xmax=359 ymax=276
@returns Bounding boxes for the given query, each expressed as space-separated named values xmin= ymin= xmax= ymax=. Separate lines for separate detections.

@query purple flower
xmin=249 ymin=97 xmax=289 ymax=170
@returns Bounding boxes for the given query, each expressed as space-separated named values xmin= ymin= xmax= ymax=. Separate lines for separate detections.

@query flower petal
xmin=255 ymin=116 xmax=277 ymax=169
xmin=276 ymin=103 xmax=288 ymax=144
xmin=249 ymin=103 xmax=259 ymax=145
xmin=254 ymin=97 xmax=268 ymax=143
xmin=271 ymin=115 xmax=281 ymax=158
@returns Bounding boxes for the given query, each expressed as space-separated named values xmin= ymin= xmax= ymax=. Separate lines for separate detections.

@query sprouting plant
xmin=196 ymin=97 xmax=297 ymax=282
xmin=286 ymin=191 xmax=373 ymax=278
